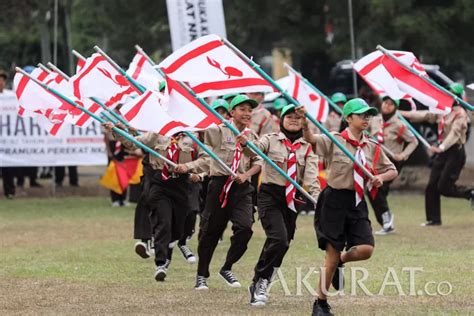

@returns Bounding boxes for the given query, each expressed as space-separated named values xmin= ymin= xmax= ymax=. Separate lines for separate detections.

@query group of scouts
xmin=103 ymin=82 xmax=473 ymax=316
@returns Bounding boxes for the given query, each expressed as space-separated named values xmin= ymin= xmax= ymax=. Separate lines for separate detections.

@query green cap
xmin=230 ymin=94 xmax=258 ymax=110
xmin=280 ymin=104 xmax=297 ymax=118
xmin=331 ymin=92 xmax=347 ymax=104
xmin=382 ymin=95 xmax=400 ymax=107
xmin=273 ymin=98 xmax=288 ymax=111
xmin=211 ymin=99 xmax=230 ymax=112
xmin=343 ymin=98 xmax=378 ymax=117
xmin=159 ymin=81 xmax=166 ymax=92
xmin=449 ymin=83 xmax=464 ymax=97
xmin=223 ymin=93 xmax=238 ymax=101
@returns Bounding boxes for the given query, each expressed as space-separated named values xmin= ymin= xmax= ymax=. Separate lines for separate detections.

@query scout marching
xmin=103 ymin=83 xmax=473 ymax=316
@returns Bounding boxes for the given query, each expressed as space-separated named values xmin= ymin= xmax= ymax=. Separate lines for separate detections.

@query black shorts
xmin=314 ymin=186 xmax=374 ymax=252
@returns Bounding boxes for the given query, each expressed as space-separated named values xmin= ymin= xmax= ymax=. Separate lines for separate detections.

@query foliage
xmin=0 ymin=0 xmax=473 ymax=86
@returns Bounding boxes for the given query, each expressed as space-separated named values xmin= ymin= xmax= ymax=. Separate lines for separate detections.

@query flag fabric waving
xmin=14 ymin=68 xmax=69 ymax=112
xmin=119 ymin=77 xmax=220 ymax=136
xmin=126 ymin=52 xmax=163 ymax=92
xmin=76 ymin=58 xmax=86 ymax=73
xmin=14 ymin=67 xmax=106 ymax=134
xmin=70 ymin=53 xmax=139 ymax=106
xmin=14 ymin=68 xmax=72 ymax=135
xmin=100 ymin=158 xmax=143 ymax=194
xmin=158 ymin=34 xmax=275 ymax=97
xmin=285 ymin=65 xmax=329 ymax=123
xmin=354 ymin=50 xmax=454 ymax=114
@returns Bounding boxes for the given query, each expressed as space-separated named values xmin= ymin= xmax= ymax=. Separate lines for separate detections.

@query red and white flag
xmin=159 ymin=34 xmax=276 ymax=97
xmin=15 ymin=67 xmax=104 ymax=134
xmin=285 ymin=64 xmax=329 ymax=123
xmin=14 ymin=68 xmax=72 ymax=135
xmin=354 ymin=50 xmax=454 ymax=114
xmin=14 ymin=68 xmax=68 ymax=112
xmin=120 ymin=77 xmax=220 ymax=136
xmin=70 ymin=53 xmax=139 ymax=107
xmin=126 ymin=52 xmax=163 ymax=91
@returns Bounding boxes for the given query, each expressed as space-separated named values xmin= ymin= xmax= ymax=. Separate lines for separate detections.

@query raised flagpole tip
xmin=38 ymin=63 xmax=52 ymax=74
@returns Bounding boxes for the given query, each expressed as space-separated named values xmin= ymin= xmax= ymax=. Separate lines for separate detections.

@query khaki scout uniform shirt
xmin=312 ymin=129 xmax=396 ymax=190
xmin=251 ymin=132 xmax=320 ymax=200
xmin=369 ymin=114 xmax=419 ymax=160
xmin=250 ymin=104 xmax=275 ymax=136
xmin=118 ymin=132 xmax=202 ymax=173
xmin=408 ymin=107 xmax=469 ymax=150
xmin=184 ymin=123 xmax=263 ymax=180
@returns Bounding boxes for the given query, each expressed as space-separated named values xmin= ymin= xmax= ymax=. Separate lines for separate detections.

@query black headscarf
xmin=280 ymin=109 xmax=303 ymax=143
xmin=382 ymin=111 xmax=396 ymax=122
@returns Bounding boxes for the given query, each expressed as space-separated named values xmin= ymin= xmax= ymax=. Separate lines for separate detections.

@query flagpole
xmin=38 ymin=63 xmax=52 ymax=74
xmin=15 ymin=67 xmax=177 ymax=167
xmin=94 ymin=46 xmax=238 ymax=178
xmin=348 ymin=0 xmax=358 ymax=97
xmin=46 ymin=62 xmax=129 ymax=127
xmin=93 ymin=46 xmax=145 ymax=92
xmin=72 ymin=49 xmax=85 ymax=62
xmin=222 ymin=38 xmax=375 ymax=180
xmin=376 ymin=45 xmax=474 ymax=111
xmin=396 ymin=112 xmax=431 ymax=149
xmin=284 ymin=63 xmax=399 ymax=157
xmin=134 ymin=45 xmax=318 ymax=205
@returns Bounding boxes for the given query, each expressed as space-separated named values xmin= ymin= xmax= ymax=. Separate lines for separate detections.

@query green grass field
xmin=1 ymin=194 xmax=473 ymax=315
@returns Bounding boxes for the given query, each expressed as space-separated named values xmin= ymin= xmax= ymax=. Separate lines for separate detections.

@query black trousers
xmin=197 ymin=176 xmax=254 ymax=278
xmin=110 ymin=190 xmax=127 ymax=203
xmin=16 ymin=167 xmax=38 ymax=187
xmin=147 ymin=171 xmax=190 ymax=265
xmin=55 ymin=166 xmax=78 ymax=185
xmin=133 ymin=165 xmax=153 ymax=240
xmin=425 ymin=145 xmax=472 ymax=223
xmin=368 ymin=161 xmax=403 ymax=227
xmin=178 ymin=210 xmax=197 ymax=246
xmin=1 ymin=167 xmax=18 ymax=196
xmin=251 ymin=172 xmax=260 ymax=207
xmin=253 ymin=184 xmax=297 ymax=282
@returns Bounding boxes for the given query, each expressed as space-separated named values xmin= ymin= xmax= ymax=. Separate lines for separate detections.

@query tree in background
xmin=0 ymin=0 xmax=473 ymax=88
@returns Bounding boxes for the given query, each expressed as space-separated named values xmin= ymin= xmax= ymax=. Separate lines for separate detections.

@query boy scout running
xmin=175 ymin=94 xmax=263 ymax=290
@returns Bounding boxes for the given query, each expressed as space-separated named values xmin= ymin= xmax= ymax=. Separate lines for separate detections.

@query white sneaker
xmin=154 ymin=264 xmax=167 ymax=282
xmin=382 ymin=212 xmax=394 ymax=231
xmin=249 ymin=282 xmax=266 ymax=307
xmin=374 ymin=226 xmax=395 ymax=235
xmin=254 ymin=278 xmax=269 ymax=302
xmin=194 ymin=275 xmax=209 ymax=290
xmin=134 ymin=241 xmax=150 ymax=259
xmin=111 ymin=201 xmax=121 ymax=207
xmin=219 ymin=269 xmax=241 ymax=288
xmin=178 ymin=245 xmax=196 ymax=264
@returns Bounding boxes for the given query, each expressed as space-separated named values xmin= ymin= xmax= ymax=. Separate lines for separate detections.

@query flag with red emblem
xmin=158 ymin=34 xmax=276 ymax=97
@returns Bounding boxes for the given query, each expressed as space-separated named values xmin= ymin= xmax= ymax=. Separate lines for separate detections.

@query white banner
xmin=0 ymin=93 xmax=107 ymax=167
xmin=166 ymin=0 xmax=226 ymax=51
